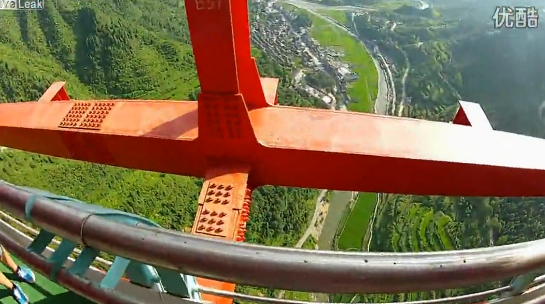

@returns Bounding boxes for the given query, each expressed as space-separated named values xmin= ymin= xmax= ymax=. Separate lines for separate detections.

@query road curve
xmin=283 ymin=0 xmax=391 ymax=115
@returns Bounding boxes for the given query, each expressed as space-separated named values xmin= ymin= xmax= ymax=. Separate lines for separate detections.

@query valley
xmin=1 ymin=0 xmax=545 ymax=303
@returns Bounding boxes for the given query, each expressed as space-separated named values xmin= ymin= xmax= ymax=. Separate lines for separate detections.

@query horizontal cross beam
xmin=1 ymin=96 xmax=544 ymax=197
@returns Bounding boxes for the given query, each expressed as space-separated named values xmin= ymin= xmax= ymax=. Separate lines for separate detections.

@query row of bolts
xmin=197 ymin=185 xmax=252 ymax=242
xmin=236 ymin=188 xmax=253 ymax=242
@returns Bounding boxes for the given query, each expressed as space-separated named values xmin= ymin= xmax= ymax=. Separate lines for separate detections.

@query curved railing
xmin=2 ymin=180 xmax=545 ymax=304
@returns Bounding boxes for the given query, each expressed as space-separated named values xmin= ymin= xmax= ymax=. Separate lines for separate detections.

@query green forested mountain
xmin=454 ymin=28 xmax=545 ymax=138
xmin=0 ymin=1 xmax=332 ymax=302
xmin=340 ymin=5 xmax=545 ymax=303
xmin=4 ymin=0 xmax=545 ymax=302
xmin=0 ymin=1 xmax=321 ymax=252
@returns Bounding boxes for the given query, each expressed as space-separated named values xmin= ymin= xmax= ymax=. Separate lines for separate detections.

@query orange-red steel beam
xmin=190 ymin=165 xmax=252 ymax=303
xmin=2 ymin=98 xmax=545 ymax=197
xmin=184 ymin=0 xmax=271 ymax=108
xmin=0 ymin=0 xmax=542 ymax=302
xmin=182 ymin=0 xmax=273 ymax=302
xmin=452 ymin=101 xmax=493 ymax=130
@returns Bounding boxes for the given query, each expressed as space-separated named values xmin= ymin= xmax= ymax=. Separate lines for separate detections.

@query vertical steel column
xmin=184 ymin=0 xmax=267 ymax=108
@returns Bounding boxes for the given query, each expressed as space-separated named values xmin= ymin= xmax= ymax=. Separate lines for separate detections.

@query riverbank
xmin=305 ymin=8 xmax=396 ymax=253
xmin=281 ymin=2 xmax=400 ymax=255
xmin=279 ymin=1 xmax=383 ymax=253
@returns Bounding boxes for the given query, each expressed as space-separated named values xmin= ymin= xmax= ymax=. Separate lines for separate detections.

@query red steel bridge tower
xmin=2 ymin=0 xmax=545 ymax=304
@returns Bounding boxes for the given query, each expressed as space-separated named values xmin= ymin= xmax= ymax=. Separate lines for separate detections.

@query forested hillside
xmin=4 ymin=0 xmax=545 ymax=302
xmin=341 ymin=5 xmax=545 ymax=303
xmin=0 ymin=0 xmax=319 ymax=259
xmin=454 ymin=27 xmax=545 ymax=138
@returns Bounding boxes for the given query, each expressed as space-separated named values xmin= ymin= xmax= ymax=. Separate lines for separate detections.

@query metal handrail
xmin=199 ymin=285 xmax=511 ymax=304
xmin=5 ymin=182 xmax=545 ymax=303
xmin=1 ymin=180 xmax=545 ymax=295
xmin=0 ymin=210 xmax=113 ymax=267
xmin=0 ymin=209 xmax=541 ymax=304
xmin=0 ymin=215 xmax=165 ymax=304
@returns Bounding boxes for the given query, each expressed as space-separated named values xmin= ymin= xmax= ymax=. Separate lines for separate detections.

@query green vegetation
xmin=336 ymin=193 xmax=376 ymax=250
xmin=316 ymin=9 xmax=348 ymax=24
xmin=302 ymin=235 xmax=317 ymax=249
xmin=373 ymin=195 xmax=458 ymax=253
xmin=0 ymin=2 xmax=198 ymax=101
xmin=454 ymin=28 xmax=545 ymax=137
xmin=308 ymin=15 xmax=377 ymax=111
xmin=304 ymin=70 xmax=336 ymax=91
xmin=328 ymin=2 xmax=545 ymax=302
xmin=282 ymin=291 xmax=313 ymax=301
xmin=0 ymin=1 xmax=329 ymax=302
xmin=292 ymin=11 xmax=313 ymax=28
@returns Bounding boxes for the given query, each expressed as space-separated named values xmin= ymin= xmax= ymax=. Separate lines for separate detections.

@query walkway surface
xmin=0 ymin=256 xmax=93 ymax=304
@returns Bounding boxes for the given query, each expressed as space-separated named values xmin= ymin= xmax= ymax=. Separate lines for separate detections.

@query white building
xmin=338 ymin=67 xmax=359 ymax=82
xmin=412 ymin=0 xmax=430 ymax=10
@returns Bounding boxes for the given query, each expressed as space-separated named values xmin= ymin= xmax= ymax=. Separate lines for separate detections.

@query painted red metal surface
xmin=0 ymin=0 xmax=544 ymax=303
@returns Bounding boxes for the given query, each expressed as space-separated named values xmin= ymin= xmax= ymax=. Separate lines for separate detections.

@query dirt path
xmin=295 ymin=189 xmax=328 ymax=248
xmin=398 ymin=60 xmax=410 ymax=116
xmin=277 ymin=190 xmax=327 ymax=300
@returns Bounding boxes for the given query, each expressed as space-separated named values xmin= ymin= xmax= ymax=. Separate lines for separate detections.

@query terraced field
xmin=331 ymin=196 xmax=461 ymax=303
xmin=389 ymin=201 xmax=455 ymax=252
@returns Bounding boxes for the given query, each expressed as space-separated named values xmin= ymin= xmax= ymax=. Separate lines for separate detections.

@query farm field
xmin=388 ymin=202 xmax=456 ymax=252
xmin=331 ymin=196 xmax=459 ymax=303
xmin=307 ymin=15 xmax=377 ymax=112
xmin=370 ymin=196 xmax=457 ymax=253
xmin=316 ymin=9 xmax=348 ymax=23
xmin=336 ymin=192 xmax=377 ymax=250
xmin=278 ymin=2 xmax=379 ymax=253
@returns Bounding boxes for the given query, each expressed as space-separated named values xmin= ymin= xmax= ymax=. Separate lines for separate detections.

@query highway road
xmin=282 ymin=0 xmax=392 ymax=115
